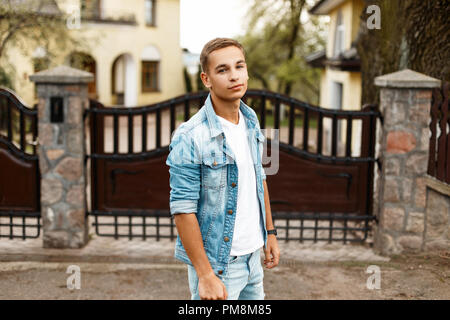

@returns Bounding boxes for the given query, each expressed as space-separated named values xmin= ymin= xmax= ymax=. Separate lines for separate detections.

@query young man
xmin=166 ymin=38 xmax=280 ymax=300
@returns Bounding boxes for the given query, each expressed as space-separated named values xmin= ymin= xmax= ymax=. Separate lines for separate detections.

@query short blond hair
xmin=200 ymin=38 xmax=245 ymax=73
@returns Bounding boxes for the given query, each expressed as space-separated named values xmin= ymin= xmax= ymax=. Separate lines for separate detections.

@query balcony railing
xmin=81 ymin=9 xmax=136 ymax=25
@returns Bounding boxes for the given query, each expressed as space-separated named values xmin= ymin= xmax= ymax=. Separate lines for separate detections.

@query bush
xmin=0 ymin=67 xmax=13 ymax=89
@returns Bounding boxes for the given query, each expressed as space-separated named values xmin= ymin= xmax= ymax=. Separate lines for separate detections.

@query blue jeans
xmin=187 ymin=247 xmax=265 ymax=300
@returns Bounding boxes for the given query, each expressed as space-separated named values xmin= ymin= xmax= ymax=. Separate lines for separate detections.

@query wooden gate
xmin=86 ymin=92 xmax=207 ymax=239
xmin=86 ymin=90 xmax=381 ymax=243
xmin=428 ymin=81 xmax=449 ymax=184
xmin=243 ymin=90 xmax=380 ymax=243
xmin=0 ymin=88 xmax=41 ymax=239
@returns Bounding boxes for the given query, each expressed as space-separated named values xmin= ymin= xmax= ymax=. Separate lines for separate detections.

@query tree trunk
xmin=357 ymin=0 xmax=449 ymax=105
xmin=284 ymin=0 xmax=305 ymax=96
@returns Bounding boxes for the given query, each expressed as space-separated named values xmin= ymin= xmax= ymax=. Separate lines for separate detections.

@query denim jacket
xmin=166 ymin=93 xmax=267 ymax=275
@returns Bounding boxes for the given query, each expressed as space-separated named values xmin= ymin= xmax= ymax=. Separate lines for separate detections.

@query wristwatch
xmin=267 ymin=229 xmax=277 ymax=236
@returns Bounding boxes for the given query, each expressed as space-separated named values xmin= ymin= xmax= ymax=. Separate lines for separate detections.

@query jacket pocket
xmin=201 ymin=156 xmax=227 ymax=189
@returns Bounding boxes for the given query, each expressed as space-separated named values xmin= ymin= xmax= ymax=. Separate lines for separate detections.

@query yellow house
xmin=4 ymin=0 xmax=184 ymax=107
xmin=307 ymin=0 xmax=365 ymax=155
xmin=308 ymin=0 xmax=364 ymax=110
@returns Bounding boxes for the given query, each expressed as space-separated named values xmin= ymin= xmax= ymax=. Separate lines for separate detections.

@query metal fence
xmin=85 ymin=90 xmax=380 ymax=243
xmin=0 ymin=88 xmax=41 ymax=239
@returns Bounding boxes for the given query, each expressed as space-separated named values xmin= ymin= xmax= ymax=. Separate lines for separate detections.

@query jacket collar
xmin=204 ymin=93 xmax=260 ymax=139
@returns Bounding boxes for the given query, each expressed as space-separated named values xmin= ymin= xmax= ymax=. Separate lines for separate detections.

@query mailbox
xmin=50 ymin=97 xmax=64 ymax=123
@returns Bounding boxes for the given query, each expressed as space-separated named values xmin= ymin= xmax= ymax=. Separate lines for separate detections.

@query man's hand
xmin=261 ymin=180 xmax=279 ymax=269
xmin=174 ymin=214 xmax=226 ymax=299
xmin=198 ymin=272 xmax=228 ymax=300
xmin=263 ymin=234 xmax=280 ymax=269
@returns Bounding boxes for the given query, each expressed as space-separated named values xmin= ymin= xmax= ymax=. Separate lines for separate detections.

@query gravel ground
xmin=0 ymin=250 xmax=448 ymax=300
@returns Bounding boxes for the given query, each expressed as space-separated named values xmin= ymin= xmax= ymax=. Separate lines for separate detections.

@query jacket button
xmin=218 ymin=270 xmax=223 ymax=275
xmin=213 ymin=161 xmax=217 ymax=166
xmin=231 ymin=182 xmax=236 ymax=187
xmin=224 ymin=236 xmax=230 ymax=242
xmin=227 ymin=209 xmax=233 ymax=215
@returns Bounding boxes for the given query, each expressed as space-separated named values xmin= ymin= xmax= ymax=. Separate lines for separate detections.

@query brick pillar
xmin=373 ymin=69 xmax=441 ymax=255
xmin=30 ymin=65 xmax=93 ymax=248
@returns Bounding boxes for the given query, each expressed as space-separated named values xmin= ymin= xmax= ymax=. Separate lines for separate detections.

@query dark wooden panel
xmin=266 ymin=147 xmax=368 ymax=215
xmin=0 ymin=140 xmax=39 ymax=212
xmin=94 ymin=152 xmax=170 ymax=211
xmin=87 ymin=90 xmax=379 ymax=241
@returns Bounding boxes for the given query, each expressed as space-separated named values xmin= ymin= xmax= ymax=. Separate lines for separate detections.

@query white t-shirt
xmin=217 ymin=109 xmax=264 ymax=256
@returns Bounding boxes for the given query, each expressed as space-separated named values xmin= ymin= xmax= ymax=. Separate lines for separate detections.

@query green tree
xmin=183 ymin=67 xmax=193 ymax=93
xmin=238 ymin=0 xmax=326 ymax=104
xmin=0 ymin=0 xmax=87 ymax=133
xmin=0 ymin=0 xmax=85 ymax=67
xmin=0 ymin=66 xmax=13 ymax=89
xmin=196 ymin=64 xmax=205 ymax=92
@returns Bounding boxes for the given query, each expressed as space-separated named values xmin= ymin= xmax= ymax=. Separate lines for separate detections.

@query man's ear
xmin=200 ymin=72 xmax=212 ymax=89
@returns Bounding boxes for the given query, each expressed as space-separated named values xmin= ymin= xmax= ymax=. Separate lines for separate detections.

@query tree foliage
xmin=0 ymin=0 xmax=84 ymax=66
xmin=183 ymin=67 xmax=192 ymax=93
xmin=196 ymin=64 xmax=205 ymax=92
xmin=0 ymin=66 xmax=13 ymax=88
xmin=238 ymin=0 xmax=326 ymax=104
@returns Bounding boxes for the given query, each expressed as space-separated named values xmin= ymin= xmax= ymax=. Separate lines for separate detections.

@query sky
xmin=180 ymin=0 xmax=251 ymax=54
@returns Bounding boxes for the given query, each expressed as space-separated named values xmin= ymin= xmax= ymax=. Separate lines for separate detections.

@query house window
xmin=330 ymin=81 xmax=343 ymax=144
xmin=81 ymin=0 xmax=101 ymax=19
xmin=142 ymin=61 xmax=159 ymax=92
xmin=68 ymin=52 xmax=97 ymax=99
xmin=333 ymin=10 xmax=345 ymax=57
xmin=330 ymin=81 xmax=343 ymax=111
xmin=145 ymin=0 xmax=156 ymax=26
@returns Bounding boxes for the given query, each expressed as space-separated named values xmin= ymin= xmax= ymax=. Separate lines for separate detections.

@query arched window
xmin=111 ymin=53 xmax=137 ymax=106
xmin=141 ymin=45 xmax=160 ymax=92
xmin=67 ymin=52 xmax=97 ymax=99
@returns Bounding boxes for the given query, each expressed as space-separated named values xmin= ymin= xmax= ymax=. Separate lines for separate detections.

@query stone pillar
xmin=30 ymin=65 xmax=93 ymax=248
xmin=373 ymin=69 xmax=441 ymax=255
xmin=423 ymin=176 xmax=450 ymax=250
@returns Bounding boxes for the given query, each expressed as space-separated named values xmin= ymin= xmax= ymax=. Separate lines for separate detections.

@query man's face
xmin=201 ymin=46 xmax=249 ymax=101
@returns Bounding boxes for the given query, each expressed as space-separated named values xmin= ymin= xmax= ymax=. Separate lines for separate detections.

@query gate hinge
xmin=376 ymin=158 xmax=382 ymax=171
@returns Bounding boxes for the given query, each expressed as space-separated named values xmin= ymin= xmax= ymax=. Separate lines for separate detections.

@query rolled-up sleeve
xmin=165 ymin=130 xmax=201 ymax=215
